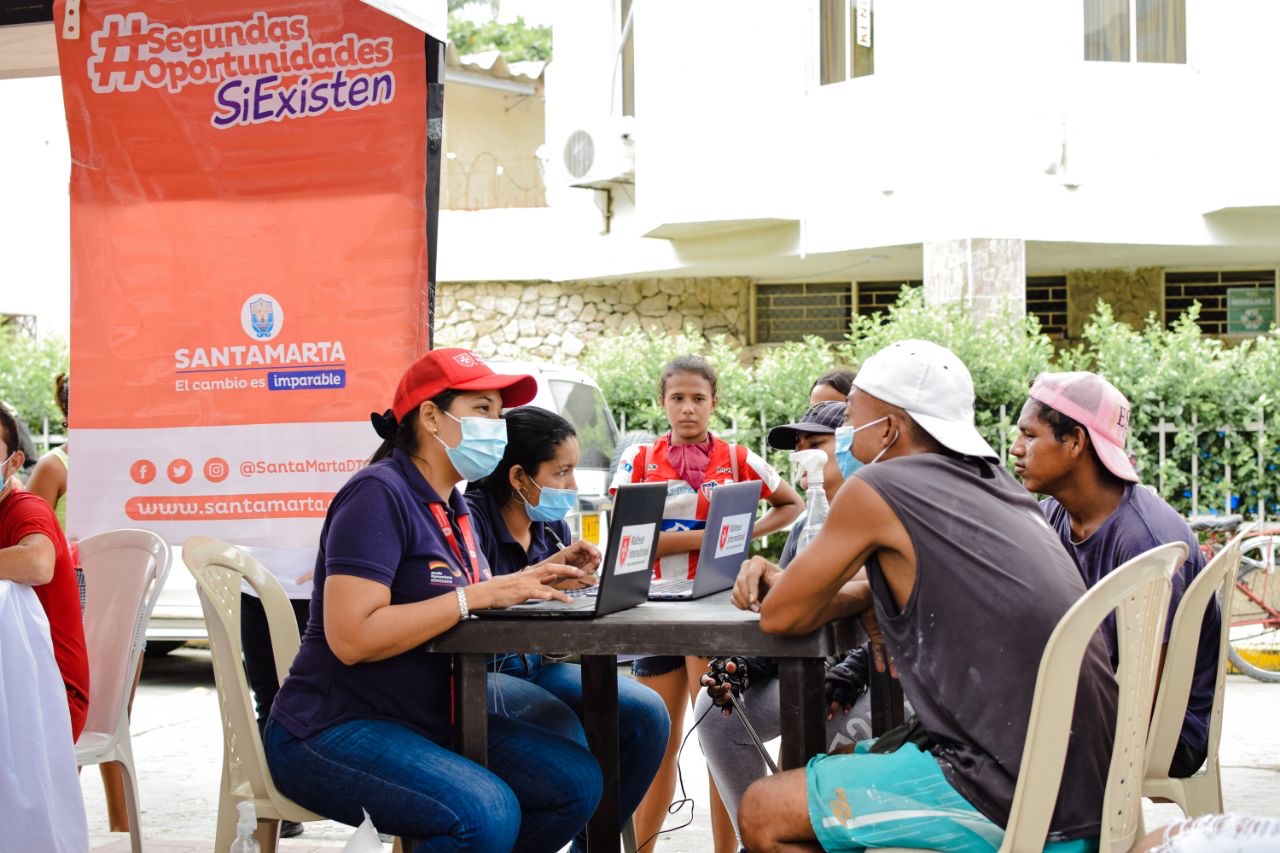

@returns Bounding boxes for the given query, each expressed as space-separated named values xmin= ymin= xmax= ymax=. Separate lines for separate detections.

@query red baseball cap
xmin=391 ymin=348 xmax=537 ymax=421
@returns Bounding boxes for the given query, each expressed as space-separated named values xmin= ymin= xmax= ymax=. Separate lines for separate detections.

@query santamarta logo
xmin=242 ymin=293 xmax=283 ymax=341
xmin=173 ymin=294 xmax=346 ymax=373
xmin=85 ymin=12 xmax=396 ymax=129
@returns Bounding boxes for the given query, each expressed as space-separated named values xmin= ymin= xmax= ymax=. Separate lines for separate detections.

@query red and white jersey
xmin=610 ymin=433 xmax=780 ymax=579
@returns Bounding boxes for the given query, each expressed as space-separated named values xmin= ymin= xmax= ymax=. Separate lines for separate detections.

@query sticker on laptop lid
xmin=713 ymin=513 xmax=752 ymax=559
xmin=615 ymin=523 xmax=658 ymax=574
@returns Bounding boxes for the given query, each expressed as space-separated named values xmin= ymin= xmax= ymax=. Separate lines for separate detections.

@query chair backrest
xmin=1001 ymin=542 xmax=1185 ymax=853
xmin=78 ymin=528 xmax=171 ymax=738
xmin=182 ymin=536 xmax=302 ymax=804
xmin=1145 ymin=535 xmax=1242 ymax=777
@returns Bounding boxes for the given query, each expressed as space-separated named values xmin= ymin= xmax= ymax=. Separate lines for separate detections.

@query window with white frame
xmin=820 ymin=0 xmax=874 ymax=85
xmin=1083 ymin=0 xmax=1185 ymax=63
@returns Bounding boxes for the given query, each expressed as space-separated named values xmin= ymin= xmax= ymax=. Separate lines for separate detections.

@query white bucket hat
xmin=853 ymin=339 xmax=998 ymax=460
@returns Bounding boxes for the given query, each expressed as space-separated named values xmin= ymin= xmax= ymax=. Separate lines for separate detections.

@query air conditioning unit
xmin=558 ymin=118 xmax=635 ymax=189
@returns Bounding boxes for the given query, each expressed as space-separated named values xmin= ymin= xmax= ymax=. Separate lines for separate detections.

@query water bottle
xmin=790 ymin=449 xmax=829 ymax=551
xmin=229 ymin=801 xmax=261 ymax=853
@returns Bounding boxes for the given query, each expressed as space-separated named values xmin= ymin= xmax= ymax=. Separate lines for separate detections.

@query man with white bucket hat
xmin=730 ymin=340 xmax=1118 ymax=853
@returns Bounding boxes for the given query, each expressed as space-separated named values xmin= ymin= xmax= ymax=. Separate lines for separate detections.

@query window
xmin=820 ymin=0 xmax=874 ymax=85
xmin=548 ymin=380 xmax=619 ymax=469
xmin=755 ymin=283 xmax=853 ymax=344
xmin=1084 ymin=0 xmax=1185 ymax=63
xmin=855 ymin=280 xmax=920 ymax=317
xmin=1026 ymin=276 xmax=1068 ymax=338
xmin=1165 ymin=270 xmax=1277 ymax=336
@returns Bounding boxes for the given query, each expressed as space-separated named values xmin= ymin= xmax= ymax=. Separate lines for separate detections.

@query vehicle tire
xmin=144 ymin=640 xmax=186 ymax=657
xmin=1227 ymin=534 xmax=1280 ymax=683
xmin=609 ymin=430 xmax=657 ymax=484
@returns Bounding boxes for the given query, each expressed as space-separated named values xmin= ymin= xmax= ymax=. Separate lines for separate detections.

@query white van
xmin=486 ymin=359 xmax=620 ymax=546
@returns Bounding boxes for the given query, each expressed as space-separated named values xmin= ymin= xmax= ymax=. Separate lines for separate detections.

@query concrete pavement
xmin=87 ymin=648 xmax=1280 ymax=851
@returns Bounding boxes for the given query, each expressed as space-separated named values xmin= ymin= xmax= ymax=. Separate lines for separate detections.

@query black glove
xmin=824 ymin=643 xmax=871 ymax=710
xmin=704 ymin=656 xmax=779 ymax=710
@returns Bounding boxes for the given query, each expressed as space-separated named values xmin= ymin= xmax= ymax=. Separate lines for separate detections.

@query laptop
xmin=475 ymin=482 xmax=667 ymax=618
xmin=648 ymin=479 xmax=762 ymax=601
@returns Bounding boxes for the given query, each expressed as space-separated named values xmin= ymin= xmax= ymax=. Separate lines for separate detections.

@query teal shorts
xmin=806 ymin=741 xmax=1099 ymax=853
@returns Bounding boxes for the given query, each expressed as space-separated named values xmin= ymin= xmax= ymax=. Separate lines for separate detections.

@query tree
xmin=0 ymin=328 xmax=69 ymax=435
xmin=448 ymin=14 xmax=551 ymax=62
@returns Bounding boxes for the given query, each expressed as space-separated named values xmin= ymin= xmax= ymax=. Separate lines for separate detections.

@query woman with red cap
xmin=265 ymin=348 xmax=604 ymax=852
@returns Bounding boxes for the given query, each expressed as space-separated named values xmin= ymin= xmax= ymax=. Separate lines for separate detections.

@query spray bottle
xmin=790 ymin=449 xmax=829 ymax=552
xmin=229 ymin=801 xmax=261 ymax=853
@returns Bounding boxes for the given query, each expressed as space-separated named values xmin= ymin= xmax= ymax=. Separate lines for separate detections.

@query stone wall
xmin=1066 ymin=267 xmax=1162 ymax=338
xmin=435 ymin=278 xmax=752 ymax=364
xmin=923 ymin=238 xmax=1027 ymax=322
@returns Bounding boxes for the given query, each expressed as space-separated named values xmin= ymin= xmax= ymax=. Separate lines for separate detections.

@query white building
xmin=436 ymin=0 xmax=1280 ymax=359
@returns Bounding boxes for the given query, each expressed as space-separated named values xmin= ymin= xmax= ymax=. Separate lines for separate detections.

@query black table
xmin=425 ymin=591 xmax=863 ymax=852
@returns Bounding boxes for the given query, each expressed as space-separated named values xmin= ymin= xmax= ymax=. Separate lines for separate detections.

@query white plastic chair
xmin=1143 ymin=535 xmax=1243 ymax=816
xmin=182 ymin=536 xmax=325 ymax=853
xmin=74 ymin=528 xmax=172 ymax=853
xmin=877 ymin=542 xmax=1185 ymax=853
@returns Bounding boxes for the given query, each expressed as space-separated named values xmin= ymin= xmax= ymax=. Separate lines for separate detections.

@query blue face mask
xmin=521 ymin=479 xmax=579 ymax=523
xmin=834 ymin=415 xmax=891 ymax=478
xmin=833 ymin=426 xmax=862 ymax=480
xmin=435 ymin=411 xmax=508 ymax=481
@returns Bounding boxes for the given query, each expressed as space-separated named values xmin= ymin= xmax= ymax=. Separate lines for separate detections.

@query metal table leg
xmin=582 ymin=654 xmax=621 ymax=852
xmin=778 ymin=657 xmax=826 ymax=770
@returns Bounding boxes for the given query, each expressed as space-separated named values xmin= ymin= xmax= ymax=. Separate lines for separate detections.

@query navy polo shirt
xmin=271 ymin=449 xmax=487 ymax=746
xmin=463 ymin=485 xmax=571 ymax=576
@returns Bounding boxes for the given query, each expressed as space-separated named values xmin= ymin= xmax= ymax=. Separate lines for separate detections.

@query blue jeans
xmin=264 ymin=714 xmax=601 ymax=853
xmin=488 ymin=655 xmax=669 ymax=847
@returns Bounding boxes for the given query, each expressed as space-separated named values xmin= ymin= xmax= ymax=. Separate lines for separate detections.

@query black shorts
xmin=630 ymin=655 xmax=686 ymax=678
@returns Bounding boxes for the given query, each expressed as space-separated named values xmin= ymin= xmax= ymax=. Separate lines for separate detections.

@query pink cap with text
xmin=1028 ymin=371 xmax=1138 ymax=482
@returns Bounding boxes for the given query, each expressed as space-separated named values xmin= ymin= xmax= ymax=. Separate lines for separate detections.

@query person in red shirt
xmin=611 ymin=355 xmax=802 ymax=852
xmin=0 ymin=404 xmax=89 ymax=741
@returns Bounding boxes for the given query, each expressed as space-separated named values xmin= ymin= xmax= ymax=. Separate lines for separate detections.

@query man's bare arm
xmin=760 ymin=477 xmax=907 ymax=635
xmin=0 ymin=532 xmax=56 ymax=586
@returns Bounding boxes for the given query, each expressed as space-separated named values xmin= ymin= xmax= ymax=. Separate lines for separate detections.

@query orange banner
xmin=55 ymin=0 xmax=431 ymax=575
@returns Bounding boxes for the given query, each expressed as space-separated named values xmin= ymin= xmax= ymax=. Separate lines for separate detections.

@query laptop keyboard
xmin=508 ymin=585 xmax=599 ymax=610
xmin=649 ymin=578 xmax=694 ymax=596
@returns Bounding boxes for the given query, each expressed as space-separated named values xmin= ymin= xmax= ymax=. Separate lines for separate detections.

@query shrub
xmin=0 ymin=328 xmax=70 ymax=438
xmin=584 ymin=295 xmax=1280 ymax=520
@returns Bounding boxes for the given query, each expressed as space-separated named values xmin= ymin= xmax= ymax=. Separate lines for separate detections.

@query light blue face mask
xmin=834 ymin=415 xmax=891 ymax=478
xmin=435 ymin=411 xmax=508 ymax=481
xmin=521 ymin=479 xmax=579 ymax=523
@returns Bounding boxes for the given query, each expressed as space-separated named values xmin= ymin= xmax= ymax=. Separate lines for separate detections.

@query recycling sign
xmin=1227 ymin=287 xmax=1275 ymax=334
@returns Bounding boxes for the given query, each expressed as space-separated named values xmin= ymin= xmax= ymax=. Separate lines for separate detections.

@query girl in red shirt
xmin=611 ymin=355 xmax=801 ymax=851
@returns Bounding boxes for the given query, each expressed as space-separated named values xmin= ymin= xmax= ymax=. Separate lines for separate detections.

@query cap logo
xmin=1116 ymin=406 xmax=1130 ymax=433
xmin=452 ymin=351 xmax=481 ymax=368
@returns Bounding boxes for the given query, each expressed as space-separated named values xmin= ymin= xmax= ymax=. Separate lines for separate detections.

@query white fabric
xmin=0 ymin=581 xmax=89 ymax=853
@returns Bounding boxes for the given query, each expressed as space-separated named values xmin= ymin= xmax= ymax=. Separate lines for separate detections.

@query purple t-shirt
xmin=1041 ymin=485 xmax=1218 ymax=757
xmin=271 ymin=449 xmax=487 ymax=745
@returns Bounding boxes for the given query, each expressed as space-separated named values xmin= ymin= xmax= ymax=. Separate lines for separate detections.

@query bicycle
xmin=1187 ymin=514 xmax=1280 ymax=683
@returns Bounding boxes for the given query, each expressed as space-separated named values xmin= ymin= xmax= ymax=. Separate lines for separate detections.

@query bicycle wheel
xmin=1227 ymin=534 xmax=1280 ymax=683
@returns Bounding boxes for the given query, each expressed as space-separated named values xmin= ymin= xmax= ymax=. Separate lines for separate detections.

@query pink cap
xmin=1028 ymin=371 xmax=1138 ymax=482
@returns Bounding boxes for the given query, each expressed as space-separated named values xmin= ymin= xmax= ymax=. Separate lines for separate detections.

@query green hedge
xmin=583 ymin=288 xmax=1280 ymax=520
xmin=0 ymin=328 xmax=69 ymax=440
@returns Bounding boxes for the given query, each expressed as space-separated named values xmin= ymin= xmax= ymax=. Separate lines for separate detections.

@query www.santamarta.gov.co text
xmin=124 ymin=492 xmax=333 ymax=520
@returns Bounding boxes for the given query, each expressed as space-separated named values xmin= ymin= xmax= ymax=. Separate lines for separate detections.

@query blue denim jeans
xmin=488 ymin=655 xmax=669 ymax=848
xmin=264 ymin=713 xmax=601 ymax=853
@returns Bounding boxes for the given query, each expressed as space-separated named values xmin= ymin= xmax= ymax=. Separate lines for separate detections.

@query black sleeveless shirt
xmin=858 ymin=453 xmax=1117 ymax=841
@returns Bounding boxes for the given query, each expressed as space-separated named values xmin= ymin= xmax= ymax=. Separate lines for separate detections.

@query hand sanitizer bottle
xmin=229 ymin=801 xmax=262 ymax=853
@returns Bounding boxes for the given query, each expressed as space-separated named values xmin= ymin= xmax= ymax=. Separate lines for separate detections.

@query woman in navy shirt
xmin=465 ymin=407 xmax=669 ymax=849
xmin=266 ymin=349 xmax=603 ymax=852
